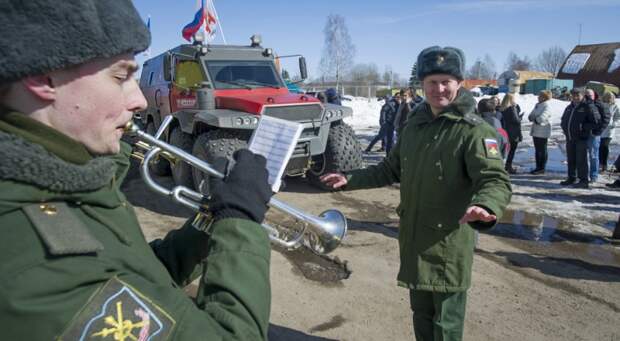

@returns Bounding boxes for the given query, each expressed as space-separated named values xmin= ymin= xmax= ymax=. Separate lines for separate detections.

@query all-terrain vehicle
xmin=137 ymin=35 xmax=363 ymax=192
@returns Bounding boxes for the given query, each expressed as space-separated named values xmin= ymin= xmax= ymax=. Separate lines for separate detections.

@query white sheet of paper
xmin=248 ymin=115 xmax=303 ymax=192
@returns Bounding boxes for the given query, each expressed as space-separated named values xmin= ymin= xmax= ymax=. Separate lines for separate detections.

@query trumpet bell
xmin=310 ymin=209 xmax=347 ymax=254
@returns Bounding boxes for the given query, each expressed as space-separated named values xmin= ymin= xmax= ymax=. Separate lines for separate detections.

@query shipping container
xmin=462 ymin=79 xmax=497 ymax=90
xmin=524 ymin=78 xmax=574 ymax=95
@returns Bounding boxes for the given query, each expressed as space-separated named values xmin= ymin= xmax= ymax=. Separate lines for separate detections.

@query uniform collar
xmin=0 ymin=108 xmax=92 ymax=165
xmin=410 ymin=88 xmax=476 ymax=126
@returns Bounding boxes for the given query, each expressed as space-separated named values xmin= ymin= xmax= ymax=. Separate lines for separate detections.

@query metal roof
xmin=557 ymin=42 xmax=620 ymax=87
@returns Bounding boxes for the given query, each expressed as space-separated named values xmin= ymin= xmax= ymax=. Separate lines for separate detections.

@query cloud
xmin=435 ymin=0 xmax=620 ymax=12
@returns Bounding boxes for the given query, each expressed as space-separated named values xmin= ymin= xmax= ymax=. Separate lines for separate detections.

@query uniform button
xmin=39 ymin=204 xmax=58 ymax=215
xmin=437 ymin=223 xmax=443 ymax=228
xmin=438 ymin=176 xmax=443 ymax=180
xmin=121 ymin=202 xmax=127 ymax=207
xmin=404 ymin=157 xmax=408 ymax=161
xmin=435 ymin=162 xmax=440 ymax=166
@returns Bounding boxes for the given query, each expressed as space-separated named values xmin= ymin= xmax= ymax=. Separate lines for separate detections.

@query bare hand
xmin=459 ymin=206 xmax=496 ymax=225
xmin=319 ymin=173 xmax=347 ymax=189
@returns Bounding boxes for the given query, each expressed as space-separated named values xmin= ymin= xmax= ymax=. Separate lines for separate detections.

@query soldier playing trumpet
xmin=0 ymin=1 xmax=274 ymax=339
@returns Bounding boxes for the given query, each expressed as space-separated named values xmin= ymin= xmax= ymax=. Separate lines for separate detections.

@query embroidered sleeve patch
xmin=59 ymin=277 xmax=175 ymax=341
xmin=483 ymin=138 xmax=501 ymax=159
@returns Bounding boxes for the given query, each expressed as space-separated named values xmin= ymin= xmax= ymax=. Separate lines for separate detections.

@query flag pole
xmin=211 ymin=0 xmax=227 ymax=44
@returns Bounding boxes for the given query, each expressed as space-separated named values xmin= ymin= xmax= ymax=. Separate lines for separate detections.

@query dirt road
xmin=122 ymin=160 xmax=620 ymax=341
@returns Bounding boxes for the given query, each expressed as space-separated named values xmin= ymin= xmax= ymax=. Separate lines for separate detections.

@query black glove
xmin=208 ymin=149 xmax=272 ymax=223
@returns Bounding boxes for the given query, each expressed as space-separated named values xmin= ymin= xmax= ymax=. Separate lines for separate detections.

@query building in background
xmin=497 ymin=70 xmax=553 ymax=94
xmin=557 ymin=42 xmax=620 ymax=93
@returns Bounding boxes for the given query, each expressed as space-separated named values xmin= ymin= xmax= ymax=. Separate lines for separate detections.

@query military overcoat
xmin=345 ymin=89 xmax=511 ymax=292
xmin=0 ymin=111 xmax=271 ymax=340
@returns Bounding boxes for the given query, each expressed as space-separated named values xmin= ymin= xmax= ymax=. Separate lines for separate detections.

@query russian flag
xmin=182 ymin=0 xmax=205 ymax=42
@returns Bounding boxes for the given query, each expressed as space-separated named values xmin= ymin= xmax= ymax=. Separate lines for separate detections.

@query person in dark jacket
xmin=394 ymin=88 xmax=417 ymax=136
xmin=321 ymin=46 xmax=511 ymax=341
xmin=325 ymin=87 xmax=342 ymax=105
xmin=585 ymin=88 xmax=605 ymax=181
xmin=478 ymin=99 xmax=508 ymax=159
xmin=366 ymin=93 xmax=400 ymax=154
xmin=500 ymin=93 xmax=522 ymax=173
xmin=0 ymin=1 xmax=275 ymax=339
xmin=560 ymin=88 xmax=600 ymax=188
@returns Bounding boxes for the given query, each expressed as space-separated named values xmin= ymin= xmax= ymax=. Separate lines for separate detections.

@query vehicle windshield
xmin=205 ymin=60 xmax=284 ymax=89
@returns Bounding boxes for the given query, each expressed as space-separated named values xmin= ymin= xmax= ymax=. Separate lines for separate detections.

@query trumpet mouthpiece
xmin=123 ymin=121 xmax=139 ymax=134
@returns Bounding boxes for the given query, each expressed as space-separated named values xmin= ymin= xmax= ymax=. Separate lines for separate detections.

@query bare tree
xmin=319 ymin=14 xmax=355 ymax=90
xmin=505 ymin=51 xmax=532 ymax=71
xmin=467 ymin=54 xmax=497 ymax=79
xmin=382 ymin=65 xmax=393 ymax=87
xmin=536 ymin=46 xmax=567 ymax=75
xmin=349 ymin=63 xmax=380 ymax=83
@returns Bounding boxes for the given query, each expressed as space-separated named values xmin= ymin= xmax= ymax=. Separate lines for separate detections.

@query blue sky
xmin=133 ymin=0 xmax=620 ymax=81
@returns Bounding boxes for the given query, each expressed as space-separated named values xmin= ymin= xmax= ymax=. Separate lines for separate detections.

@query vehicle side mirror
xmin=163 ymin=53 xmax=172 ymax=82
xmin=299 ymin=56 xmax=308 ymax=80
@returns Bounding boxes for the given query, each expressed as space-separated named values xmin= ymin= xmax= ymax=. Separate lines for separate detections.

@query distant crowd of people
xmin=362 ymin=86 xmax=620 ymax=191
xmin=365 ymin=88 xmax=424 ymax=153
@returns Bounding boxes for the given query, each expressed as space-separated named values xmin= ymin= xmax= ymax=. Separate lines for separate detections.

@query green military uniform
xmin=344 ymin=89 xmax=511 ymax=340
xmin=0 ymin=110 xmax=271 ymax=340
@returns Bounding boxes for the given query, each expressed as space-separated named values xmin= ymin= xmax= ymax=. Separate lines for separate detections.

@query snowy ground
xmin=342 ymin=94 xmax=620 ymax=240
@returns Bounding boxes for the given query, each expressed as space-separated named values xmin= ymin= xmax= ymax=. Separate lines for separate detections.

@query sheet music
xmin=248 ymin=115 xmax=303 ymax=192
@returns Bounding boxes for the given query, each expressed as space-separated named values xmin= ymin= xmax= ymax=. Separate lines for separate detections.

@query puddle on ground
xmin=487 ymin=209 xmax=620 ymax=265
xmin=276 ymin=245 xmax=351 ymax=286
xmin=493 ymin=209 xmax=612 ymax=244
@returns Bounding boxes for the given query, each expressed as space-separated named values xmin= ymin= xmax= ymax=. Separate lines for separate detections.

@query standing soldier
xmin=321 ymin=46 xmax=511 ymax=341
xmin=0 ymin=1 xmax=274 ymax=339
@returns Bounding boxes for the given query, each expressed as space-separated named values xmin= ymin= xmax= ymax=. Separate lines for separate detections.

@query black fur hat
xmin=0 ymin=0 xmax=150 ymax=83
xmin=417 ymin=46 xmax=466 ymax=81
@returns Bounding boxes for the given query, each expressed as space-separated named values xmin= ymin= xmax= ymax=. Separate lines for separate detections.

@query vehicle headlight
xmin=236 ymin=118 xmax=243 ymax=125
xmin=251 ymin=117 xmax=258 ymax=125
xmin=338 ymin=109 xmax=344 ymax=116
xmin=326 ymin=110 xmax=333 ymax=119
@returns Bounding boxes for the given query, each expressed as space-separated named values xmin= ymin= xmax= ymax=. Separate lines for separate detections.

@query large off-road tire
xmin=145 ymin=121 xmax=171 ymax=176
xmin=192 ymin=129 xmax=249 ymax=195
xmin=169 ymin=126 xmax=195 ymax=188
xmin=309 ymin=121 xmax=364 ymax=190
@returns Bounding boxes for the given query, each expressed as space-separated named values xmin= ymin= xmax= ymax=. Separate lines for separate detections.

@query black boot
xmin=572 ymin=180 xmax=589 ymax=189
xmin=560 ymin=177 xmax=577 ymax=186
xmin=605 ymin=179 xmax=620 ymax=188
xmin=612 ymin=216 xmax=620 ymax=240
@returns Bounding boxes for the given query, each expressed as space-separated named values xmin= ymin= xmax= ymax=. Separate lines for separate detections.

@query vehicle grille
xmin=262 ymin=104 xmax=323 ymax=122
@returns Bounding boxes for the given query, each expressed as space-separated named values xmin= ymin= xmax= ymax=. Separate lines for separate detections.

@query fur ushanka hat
xmin=0 ymin=0 xmax=150 ymax=83
xmin=416 ymin=46 xmax=466 ymax=81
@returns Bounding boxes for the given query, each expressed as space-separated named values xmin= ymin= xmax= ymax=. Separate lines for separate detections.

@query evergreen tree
xmin=408 ymin=62 xmax=420 ymax=88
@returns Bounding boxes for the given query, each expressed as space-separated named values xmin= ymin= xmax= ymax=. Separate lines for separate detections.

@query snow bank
xmin=342 ymin=96 xmax=383 ymax=130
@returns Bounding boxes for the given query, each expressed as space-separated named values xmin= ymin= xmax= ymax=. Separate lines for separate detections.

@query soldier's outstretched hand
xmin=459 ymin=205 xmax=496 ymax=225
xmin=320 ymin=172 xmax=348 ymax=189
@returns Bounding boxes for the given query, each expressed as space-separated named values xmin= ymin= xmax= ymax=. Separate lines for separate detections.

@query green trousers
xmin=409 ymin=290 xmax=467 ymax=341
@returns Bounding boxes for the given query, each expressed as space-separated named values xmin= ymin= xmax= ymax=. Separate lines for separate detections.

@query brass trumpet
xmin=125 ymin=116 xmax=347 ymax=254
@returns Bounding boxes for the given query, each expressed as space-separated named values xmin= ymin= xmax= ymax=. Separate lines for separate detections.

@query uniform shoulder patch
xmin=462 ymin=112 xmax=483 ymax=126
xmin=483 ymin=138 xmax=502 ymax=159
xmin=23 ymin=202 xmax=104 ymax=255
xmin=59 ymin=277 xmax=175 ymax=341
